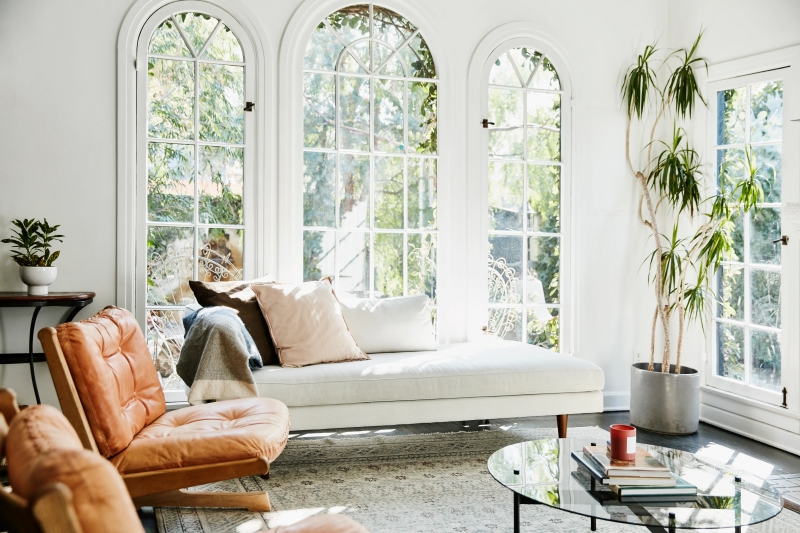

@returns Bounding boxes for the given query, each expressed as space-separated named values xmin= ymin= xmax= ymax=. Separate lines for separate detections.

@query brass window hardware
xmin=773 ymin=235 xmax=789 ymax=246
xmin=244 ymin=102 xmax=255 ymax=112
xmin=481 ymin=119 xmax=495 ymax=128
xmin=782 ymin=387 xmax=788 ymax=409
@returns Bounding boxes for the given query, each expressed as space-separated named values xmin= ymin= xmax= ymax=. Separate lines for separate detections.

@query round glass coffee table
xmin=488 ymin=438 xmax=783 ymax=532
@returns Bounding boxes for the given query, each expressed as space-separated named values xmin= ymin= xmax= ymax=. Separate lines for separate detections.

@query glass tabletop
xmin=487 ymin=438 xmax=783 ymax=530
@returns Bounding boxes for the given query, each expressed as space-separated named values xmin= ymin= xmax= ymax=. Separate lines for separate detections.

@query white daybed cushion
xmin=338 ymin=294 xmax=436 ymax=353
xmin=251 ymin=339 xmax=604 ymax=407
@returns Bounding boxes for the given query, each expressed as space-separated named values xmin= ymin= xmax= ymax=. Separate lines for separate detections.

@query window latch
xmin=244 ymin=102 xmax=255 ymax=112
xmin=481 ymin=119 xmax=495 ymax=128
xmin=782 ymin=387 xmax=788 ymax=409
xmin=773 ymin=235 xmax=789 ymax=246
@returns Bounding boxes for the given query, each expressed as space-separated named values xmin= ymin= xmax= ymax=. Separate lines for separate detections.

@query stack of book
xmin=572 ymin=444 xmax=697 ymax=502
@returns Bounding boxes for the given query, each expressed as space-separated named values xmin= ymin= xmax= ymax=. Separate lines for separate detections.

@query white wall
xmin=0 ymin=0 xmax=793 ymax=412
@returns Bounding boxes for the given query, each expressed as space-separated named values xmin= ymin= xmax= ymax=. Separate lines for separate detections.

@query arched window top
xmin=148 ymin=12 xmax=243 ymax=62
xmin=304 ymin=4 xmax=435 ymax=79
xmin=490 ymin=47 xmax=559 ymax=91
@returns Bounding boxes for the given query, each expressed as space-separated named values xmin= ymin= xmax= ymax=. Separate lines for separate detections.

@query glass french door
xmin=709 ymin=70 xmax=785 ymax=405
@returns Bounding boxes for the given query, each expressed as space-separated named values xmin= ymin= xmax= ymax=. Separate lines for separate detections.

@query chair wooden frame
xmin=38 ymin=327 xmax=274 ymax=511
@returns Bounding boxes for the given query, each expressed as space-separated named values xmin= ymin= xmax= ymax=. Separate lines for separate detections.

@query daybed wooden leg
xmin=556 ymin=414 xmax=568 ymax=438
xmin=133 ymin=489 xmax=271 ymax=512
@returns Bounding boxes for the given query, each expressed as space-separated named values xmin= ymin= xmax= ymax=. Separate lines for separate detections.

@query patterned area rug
xmin=156 ymin=426 xmax=799 ymax=533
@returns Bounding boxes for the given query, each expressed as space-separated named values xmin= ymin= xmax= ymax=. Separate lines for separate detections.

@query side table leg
xmin=28 ymin=307 xmax=42 ymax=405
xmin=64 ymin=306 xmax=82 ymax=323
xmin=591 ymin=516 xmax=596 ymax=531
xmin=514 ymin=492 xmax=520 ymax=533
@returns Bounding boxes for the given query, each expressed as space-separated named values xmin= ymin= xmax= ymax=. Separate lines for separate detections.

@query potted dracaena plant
xmin=622 ymin=33 xmax=765 ymax=434
xmin=1 ymin=218 xmax=64 ymax=295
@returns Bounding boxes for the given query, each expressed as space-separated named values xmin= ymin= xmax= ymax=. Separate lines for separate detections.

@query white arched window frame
xmin=279 ymin=0 xmax=456 ymax=340
xmin=122 ymin=0 xmax=267 ymax=400
xmin=465 ymin=28 xmax=573 ymax=353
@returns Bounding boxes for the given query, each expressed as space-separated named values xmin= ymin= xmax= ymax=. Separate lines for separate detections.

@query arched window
xmin=301 ymin=4 xmax=437 ymax=305
xmin=137 ymin=6 xmax=254 ymax=395
xmin=486 ymin=47 xmax=565 ymax=351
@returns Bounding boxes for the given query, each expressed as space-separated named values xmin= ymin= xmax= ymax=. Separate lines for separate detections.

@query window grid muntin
xmin=713 ymin=79 xmax=782 ymax=391
xmin=487 ymin=48 xmax=563 ymax=348
xmin=302 ymin=4 xmax=438 ymax=301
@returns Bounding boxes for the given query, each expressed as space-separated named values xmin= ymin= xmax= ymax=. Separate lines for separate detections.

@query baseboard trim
xmin=700 ymin=403 xmax=800 ymax=456
xmin=603 ymin=391 xmax=630 ymax=412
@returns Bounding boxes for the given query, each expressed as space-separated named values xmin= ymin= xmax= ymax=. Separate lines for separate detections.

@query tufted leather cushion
xmin=6 ymin=405 xmax=144 ymax=533
xmin=265 ymin=515 xmax=370 ymax=533
xmin=6 ymin=404 xmax=84 ymax=496
xmin=56 ymin=306 xmax=166 ymax=458
xmin=111 ymin=397 xmax=290 ymax=474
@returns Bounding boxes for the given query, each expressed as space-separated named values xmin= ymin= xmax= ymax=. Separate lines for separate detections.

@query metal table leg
xmin=514 ymin=492 xmax=520 ymax=533
xmin=28 ymin=307 xmax=42 ymax=405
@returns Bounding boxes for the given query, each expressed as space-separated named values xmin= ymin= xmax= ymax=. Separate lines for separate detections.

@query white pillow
xmin=338 ymin=294 xmax=436 ymax=354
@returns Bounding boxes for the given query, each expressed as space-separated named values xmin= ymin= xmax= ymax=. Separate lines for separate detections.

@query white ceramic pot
xmin=19 ymin=266 xmax=57 ymax=296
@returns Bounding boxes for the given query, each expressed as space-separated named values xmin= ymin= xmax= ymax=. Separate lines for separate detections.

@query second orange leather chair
xmin=38 ymin=306 xmax=291 ymax=511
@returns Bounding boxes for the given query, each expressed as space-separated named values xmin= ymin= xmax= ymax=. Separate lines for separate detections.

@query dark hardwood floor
xmin=138 ymin=411 xmax=800 ymax=532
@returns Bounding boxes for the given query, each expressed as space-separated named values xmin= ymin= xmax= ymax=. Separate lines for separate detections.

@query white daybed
xmin=250 ymin=339 xmax=604 ymax=432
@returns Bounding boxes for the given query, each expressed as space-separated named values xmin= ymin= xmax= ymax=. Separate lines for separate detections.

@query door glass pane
xmin=751 ymin=330 xmax=781 ymax=392
xmin=753 ymin=144 xmax=782 ymax=203
xmin=527 ymin=92 xmax=560 ymax=162
xmin=716 ymin=87 xmax=746 ymax=145
xmin=750 ymin=208 xmax=781 ymax=265
xmin=303 ymin=73 xmax=336 ymax=148
xmin=488 ymin=162 xmax=523 ymax=231
xmin=717 ymin=265 xmax=744 ymax=321
xmin=198 ymin=228 xmax=243 ymax=282
xmin=488 ymin=235 xmax=522 ymax=303
xmin=717 ymin=322 xmax=745 ymax=382
xmin=199 ymin=63 xmax=244 ymax=143
xmin=148 ymin=58 xmax=194 ymax=140
xmin=751 ymin=269 xmax=781 ymax=329
xmin=198 ymin=146 xmax=243 ymax=225
xmin=490 ymin=308 xmax=522 ymax=341
xmin=750 ymin=81 xmax=783 ymax=142
xmin=202 ymin=24 xmax=243 ymax=62
xmin=527 ymin=236 xmax=559 ymax=304
xmin=303 ymin=152 xmax=336 ymax=227
xmin=147 ymin=142 xmax=194 ymax=223
xmin=408 ymin=81 xmax=437 ymax=154
xmin=527 ymin=308 xmax=559 ymax=349
xmin=146 ymin=226 xmax=194 ymax=306
xmin=528 ymin=165 xmax=560 ymax=233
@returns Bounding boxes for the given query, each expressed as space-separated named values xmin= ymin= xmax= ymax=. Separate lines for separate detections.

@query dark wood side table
xmin=0 ymin=292 xmax=95 ymax=404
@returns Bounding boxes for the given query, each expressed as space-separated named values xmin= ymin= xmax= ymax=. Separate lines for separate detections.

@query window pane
xmin=527 ymin=307 xmax=559 ymax=350
xmin=716 ymin=265 xmax=744 ymax=321
xmin=341 ymin=41 xmax=370 ymax=73
xmin=408 ymin=81 xmax=437 ymax=154
xmin=176 ymin=12 xmax=217 ymax=55
xmin=527 ymin=92 xmax=560 ymax=162
xmin=753 ymin=144 xmax=781 ymax=203
xmin=489 ymin=307 xmax=522 ymax=341
xmin=146 ymin=226 xmax=194 ymax=306
xmin=373 ymin=8 xmax=412 ymax=48
xmin=488 ymin=87 xmax=523 ymax=159
xmin=149 ymin=18 xmax=191 ymax=56
xmin=374 ymin=42 xmax=403 ymax=77
xmin=408 ymin=233 xmax=437 ymax=301
xmin=303 ymin=230 xmax=335 ymax=282
xmin=527 ymin=236 xmax=559 ymax=304
xmin=198 ymin=146 xmax=243 ymax=225
xmin=489 ymin=52 xmax=522 ymax=87
xmin=374 ymin=78 xmax=404 ymax=153
xmin=489 ymin=127 xmax=523 ymax=160
xmin=339 ymin=154 xmax=370 ymax=229
xmin=408 ymin=157 xmax=436 ymax=230
xmin=374 ymin=156 xmax=404 ymax=229
xmin=528 ymin=165 xmax=560 ymax=233
xmin=751 ymin=269 xmax=781 ymax=329
xmin=398 ymin=33 xmax=435 ymax=79
xmin=488 ymin=236 xmax=522 ymax=304
xmin=199 ymin=63 xmax=244 ymax=143
xmin=751 ymin=330 xmax=781 ymax=391
xmin=146 ymin=309 xmax=187 ymax=390
xmin=339 ymin=231 xmax=370 ymax=297
xmin=202 ymin=24 xmax=243 ymax=62
xmin=148 ymin=58 xmax=194 ymax=140
xmin=716 ymin=322 xmax=744 ymax=382
xmin=751 ymin=207 xmax=781 ymax=265
xmin=717 ymin=147 xmax=746 ymax=195
xmin=730 ymin=210 xmax=744 ymax=262
xmin=488 ymin=162 xmax=523 ymax=231
xmin=303 ymin=73 xmax=336 ymax=148
xmin=339 ymin=76 xmax=370 ymax=151
xmin=326 ymin=8 xmax=369 ymax=45
xmin=716 ymin=87 xmax=745 ymax=145
xmin=147 ymin=142 xmax=194 ymax=223
xmin=531 ymin=56 xmax=560 ymax=91
xmin=507 ymin=48 xmax=539 ymax=87
xmin=750 ymin=80 xmax=782 ymax=143
xmin=303 ymin=151 xmax=336 ymax=227
xmin=198 ymin=227 xmax=243 ymax=282
xmin=374 ymin=233 xmax=404 ymax=298
xmin=304 ymin=23 xmax=343 ymax=71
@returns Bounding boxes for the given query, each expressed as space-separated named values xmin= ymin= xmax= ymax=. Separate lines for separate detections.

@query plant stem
xmin=676 ymin=302 xmax=685 ymax=374
xmin=649 ymin=305 xmax=658 ymax=371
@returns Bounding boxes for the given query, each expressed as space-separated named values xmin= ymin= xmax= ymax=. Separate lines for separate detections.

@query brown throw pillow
xmin=251 ymin=279 xmax=369 ymax=368
xmin=189 ymin=276 xmax=278 ymax=365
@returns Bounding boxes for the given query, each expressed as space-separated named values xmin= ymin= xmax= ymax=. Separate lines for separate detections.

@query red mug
xmin=609 ymin=424 xmax=637 ymax=461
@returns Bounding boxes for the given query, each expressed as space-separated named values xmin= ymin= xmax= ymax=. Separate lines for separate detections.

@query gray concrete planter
xmin=630 ymin=363 xmax=700 ymax=435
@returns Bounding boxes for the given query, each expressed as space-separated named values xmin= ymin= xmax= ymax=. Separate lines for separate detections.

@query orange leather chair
xmin=0 ymin=389 xmax=369 ymax=533
xmin=37 ymin=306 xmax=290 ymax=511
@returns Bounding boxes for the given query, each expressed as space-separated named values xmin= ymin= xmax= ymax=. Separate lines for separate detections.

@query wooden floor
xmin=138 ymin=412 xmax=800 ymax=531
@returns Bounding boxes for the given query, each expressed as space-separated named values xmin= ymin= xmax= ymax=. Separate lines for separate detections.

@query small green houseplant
xmin=622 ymin=33 xmax=764 ymax=434
xmin=2 ymin=218 xmax=64 ymax=295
